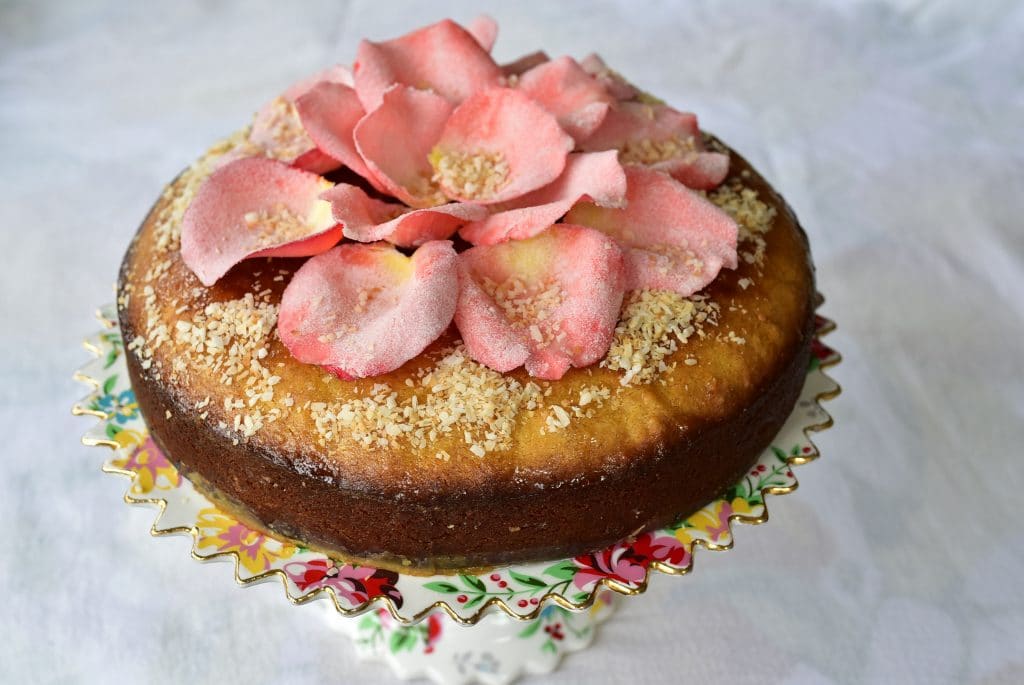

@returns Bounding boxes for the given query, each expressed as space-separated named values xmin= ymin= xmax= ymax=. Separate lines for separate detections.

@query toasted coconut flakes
xmin=619 ymin=135 xmax=697 ymax=165
xmin=309 ymin=345 xmax=545 ymax=456
xmin=708 ymin=179 xmax=775 ymax=266
xmin=254 ymin=97 xmax=315 ymax=161
xmin=602 ymin=290 xmax=719 ymax=386
xmin=480 ymin=276 xmax=565 ymax=345
xmin=431 ymin=149 xmax=510 ymax=200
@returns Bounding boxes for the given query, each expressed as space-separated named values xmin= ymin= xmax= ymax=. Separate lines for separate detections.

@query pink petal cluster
xmin=179 ymin=16 xmax=739 ymax=380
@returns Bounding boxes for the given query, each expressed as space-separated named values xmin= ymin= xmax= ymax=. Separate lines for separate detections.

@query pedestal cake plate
xmin=75 ymin=304 xmax=839 ymax=684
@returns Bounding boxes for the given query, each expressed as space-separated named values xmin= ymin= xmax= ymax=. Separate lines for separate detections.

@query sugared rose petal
xmin=653 ymin=151 xmax=731 ymax=192
xmin=354 ymin=86 xmax=453 ymax=208
xmin=431 ymin=88 xmax=573 ymax=204
xmin=249 ymin=65 xmax=353 ymax=173
xmin=321 ymin=184 xmax=487 ymax=247
xmin=181 ymin=158 xmax=339 ymax=286
xmin=459 ymin=151 xmax=626 ymax=245
xmin=455 ymin=225 xmax=626 ymax=379
xmin=582 ymin=102 xmax=728 ymax=190
xmin=565 ymin=166 xmax=737 ymax=296
xmin=465 ymin=15 xmax=498 ymax=52
xmin=295 ymin=81 xmax=380 ymax=188
xmin=278 ymin=241 xmax=459 ymax=378
xmin=579 ymin=53 xmax=640 ymax=101
xmin=515 ymin=56 xmax=614 ymax=142
xmin=353 ymin=19 xmax=502 ymax=111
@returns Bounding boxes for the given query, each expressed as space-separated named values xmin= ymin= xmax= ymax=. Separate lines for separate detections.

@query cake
xmin=117 ymin=17 xmax=815 ymax=573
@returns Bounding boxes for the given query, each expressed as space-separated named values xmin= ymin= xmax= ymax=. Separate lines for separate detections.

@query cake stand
xmin=74 ymin=303 xmax=840 ymax=684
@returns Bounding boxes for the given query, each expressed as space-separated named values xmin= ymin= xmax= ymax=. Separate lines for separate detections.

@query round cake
xmin=117 ymin=17 xmax=814 ymax=573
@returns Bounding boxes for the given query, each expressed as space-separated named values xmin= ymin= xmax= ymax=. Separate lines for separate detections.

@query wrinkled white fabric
xmin=2 ymin=1 xmax=1022 ymax=683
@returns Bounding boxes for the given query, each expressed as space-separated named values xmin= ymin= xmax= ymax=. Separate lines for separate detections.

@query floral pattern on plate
xmin=74 ymin=303 xmax=839 ymax=625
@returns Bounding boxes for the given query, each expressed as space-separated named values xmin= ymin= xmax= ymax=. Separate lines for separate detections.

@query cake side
xmin=117 ymin=140 xmax=815 ymax=572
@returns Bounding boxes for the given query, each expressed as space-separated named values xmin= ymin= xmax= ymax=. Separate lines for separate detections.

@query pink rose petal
xmin=579 ymin=53 xmax=640 ymax=101
xmin=516 ymin=56 xmax=614 ymax=142
xmin=294 ymin=81 xmax=386 ymax=190
xmin=455 ymin=225 xmax=626 ymax=380
xmin=459 ymin=150 xmax=626 ymax=245
xmin=432 ymin=87 xmax=573 ymax=204
xmin=354 ymin=85 xmax=453 ymax=208
xmin=582 ymin=101 xmax=729 ymax=190
xmin=249 ymin=65 xmax=354 ymax=172
xmin=465 ymin=15 xmax=498 ymax=53
xmin=565 ymin=166 xmax=737 ymax=295
xmin=278 ymin=241 xmax=459 ymax=378
xmin=181 ymin=157 xmax=339 ymax=286
xmin=322 ymin=183 xmax=487 ymax=247
xmin=648 ymin=151 xmax=731 ymax=191
xmin=353 ymin=19 xmax=502 ymax=111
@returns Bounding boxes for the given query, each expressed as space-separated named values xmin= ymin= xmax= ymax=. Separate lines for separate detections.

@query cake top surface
xmin=118 ymin=16 xmax=813 ymax=490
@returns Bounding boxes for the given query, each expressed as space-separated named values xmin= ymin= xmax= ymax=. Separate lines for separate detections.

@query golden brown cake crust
xmin=118 ymin=142 xmax=815 ymax=572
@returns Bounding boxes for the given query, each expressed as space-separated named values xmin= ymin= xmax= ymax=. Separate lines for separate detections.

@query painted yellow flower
xmin=195 ymin=508 xmax=296 ymax=574
xmin=111 ymin=428 xmax=145 ymax=451
xmin=674 ymin=497 xmax=759 ymax=546
xmin=110 ymin=434 xmax=181 ymax=495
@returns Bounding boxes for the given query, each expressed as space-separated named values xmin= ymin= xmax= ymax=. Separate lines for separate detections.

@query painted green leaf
xmin=542 ymin=560 xmax=577 ymax=581
xmin=388 ymin=629 xmax=416 ymax=653
xmin=517 ymin=619 xmax=543 ymax=639
xmin=510 ymin=571 xmax=547 ymax=589
xmin=423 ymin=581 xmax=459 ymax=594
xmin=460 ymin=574 xmax=486 ymax=593
xmin=103 ymin=375 xmax=118 ymax=395
xmin=541 ymin=640 xmax=557 ymax=654
xmin=464 ymin=593 xmax=486 ymax=609
xmin=770 ymin=446 xmax=787 ymax=462
xmin=105 ymin=424 xmax=121 ymax=440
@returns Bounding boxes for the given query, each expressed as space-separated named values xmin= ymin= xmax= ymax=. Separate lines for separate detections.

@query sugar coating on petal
xmin=465 ymin=15 xmax=498 ymax=52
xmin=515 ymin=56 xmax=614 ymax=142
xmin=278 ymin=241 xmax=459 ymax=378
xmin=565 ymin=166 xmax=737 ymax=296
xmin=432 ymin=88 xmax=573 ymax=204
xmin=249 ymin=65 xmax=353 ymax=171
xmin=353 ymin=19 xmax=502 ymax=111
xmin=354 ymin=85 xmax=453 ymax=208
xmin=459 ymin=150 xmax=626 ymax=245
xmin=322 ymin=183 xmax=487 ymax=247
xmin=181 ymin=158 xmax=338 ymax=286
xmin=295 ymin=82 xmax=380 ymax=188
xmin=455 ymin=225 xmax=626 ymax=380
xmin=582 ymin=101 xmax=729 ymax=189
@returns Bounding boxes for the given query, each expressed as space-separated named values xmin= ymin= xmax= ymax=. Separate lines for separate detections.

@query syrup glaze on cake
xmin=118 ymin=136 xmax=814 ymax=572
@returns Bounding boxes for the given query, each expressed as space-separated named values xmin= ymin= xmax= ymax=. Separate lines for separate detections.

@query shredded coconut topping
xmin=310 ymin=345 xmax=545 ymax=456
xmin=243 ymin=203 xmax=321 ymax=248
xmin=708 ymin=177 xmax=776 ymax=266
xmin=431 ymin=149 xmax=510 ymax=200
xmin=480 ymin=276 xmax=565 ymax=344
xmin=619 ymin=135 xmax=697 ymax=165
xmin=255 ymin=96 xmax=315 ymax=161
xmin=602 ymin=290 xmax=719 ymax=386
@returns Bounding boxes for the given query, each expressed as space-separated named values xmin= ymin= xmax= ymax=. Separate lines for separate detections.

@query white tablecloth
xmin=3 ymin=1 xmax=1023 ymax=682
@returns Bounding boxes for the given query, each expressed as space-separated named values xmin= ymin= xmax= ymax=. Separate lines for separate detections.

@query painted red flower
xmin=571 ymin=544 xmax=649 ymax=590
xmin=630 ymin=531 xmax=689 ymax=566
xmin=284 ymin=559 xmax=403 ymax=608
